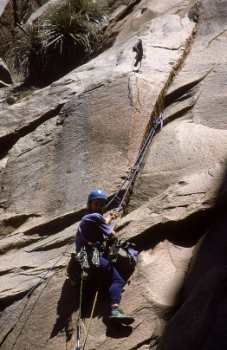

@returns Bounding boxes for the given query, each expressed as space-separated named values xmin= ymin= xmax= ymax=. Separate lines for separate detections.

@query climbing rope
xmin=72 ymin=111 xmax=164 ymax=350
xmin=2 ymin=103 xmax=163 ymax=350
xmin=105 ymin=111 xmax=164 ymax=213
xmin=74 ymin=271 xmax=99 ymax=350
xmin=10 ymin=242 xmax=72 ymax=350
xmin=82 ymin=290 xmax=99 ymax=350
xmin=75 ymin=273 xmax=85 ymax=350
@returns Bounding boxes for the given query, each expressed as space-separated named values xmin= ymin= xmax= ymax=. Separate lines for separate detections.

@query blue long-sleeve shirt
xmin=75 ymin=212 xmax=113 ymax=252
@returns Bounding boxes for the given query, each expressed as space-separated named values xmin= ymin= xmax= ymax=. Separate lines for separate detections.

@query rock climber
xmin=132 ymin=39 xmax=144 ymax=70
xmin=75 ymin=189 xmax=135 ymax=324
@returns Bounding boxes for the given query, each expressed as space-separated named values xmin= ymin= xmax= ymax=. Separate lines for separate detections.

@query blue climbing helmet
xmin=88 ymin=189 xmax=108 ymax=203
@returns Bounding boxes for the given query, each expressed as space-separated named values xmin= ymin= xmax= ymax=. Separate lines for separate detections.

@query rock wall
xmin=0 ymin=0 xmax=227 ymax=350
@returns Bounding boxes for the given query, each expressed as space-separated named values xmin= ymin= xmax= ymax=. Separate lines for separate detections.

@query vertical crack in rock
xmin=126 ymin=20 xmax=198 ymax=199
xmin=0 ymin=2 xmax=213 ymax=350
xmin=143 ymin=26 xmax=198 ymax=139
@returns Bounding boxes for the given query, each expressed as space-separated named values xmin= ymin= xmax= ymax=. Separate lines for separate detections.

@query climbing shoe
xmin=109 ymin=307 xmax=135 ymax=325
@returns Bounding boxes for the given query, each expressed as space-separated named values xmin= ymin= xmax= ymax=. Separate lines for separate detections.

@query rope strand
xmin=74 ymin=112 xmax=163 ymax=350
xmin=105 ymin=112 xmax=163 ymax=212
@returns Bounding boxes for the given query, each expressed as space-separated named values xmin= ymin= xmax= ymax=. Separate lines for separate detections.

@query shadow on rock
xmin=93 ymin=296 xmax=133 ymax=339
xmin=132 ymin=208 xmax=213 ymax=253
xmin=158 ymin=160 xmax=227 ymax=350
xmin=50 ymin=267 xmax=134 ymax=342
xmin=50 ymin=275 xmax=107 ymax=341
xmin=105 ymin=322 xmax=133 ymax=338
xmin=50 ymin=278 xmax=80 ymax=341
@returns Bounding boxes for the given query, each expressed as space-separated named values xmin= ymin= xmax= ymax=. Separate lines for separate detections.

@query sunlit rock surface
xmin=0 ymin=1 xmax=227 ymax=349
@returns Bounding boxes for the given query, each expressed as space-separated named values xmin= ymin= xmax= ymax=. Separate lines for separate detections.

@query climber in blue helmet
xmin=75 ymin=189 xmax=134 ymax=325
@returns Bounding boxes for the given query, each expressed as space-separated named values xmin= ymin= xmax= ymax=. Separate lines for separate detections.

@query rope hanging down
xmin=105 ymin=112 xmax=163 ymax=212
xmin=74 ymin=111 xmax=163 ymax=350
xmin=6 ymin=110 xmax=162 ymax=350
xmin=75 ymin=273 xmax=85 ymax=350
xmin=9 ymin=243 xmax=72 ymax=350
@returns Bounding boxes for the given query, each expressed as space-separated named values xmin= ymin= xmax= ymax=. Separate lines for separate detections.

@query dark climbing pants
xmin=134 ymin=54 xmax=142 ymax=67
xmin=99 ymin=256 xmax=125 ymax=306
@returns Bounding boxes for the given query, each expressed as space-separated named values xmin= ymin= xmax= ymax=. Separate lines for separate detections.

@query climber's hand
xmin=105 ymin=210 xmax=120 ymax=224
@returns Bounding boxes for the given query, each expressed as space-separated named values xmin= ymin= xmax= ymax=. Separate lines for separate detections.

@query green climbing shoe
xmin=109 ymin=308 xmax=135 ymax=325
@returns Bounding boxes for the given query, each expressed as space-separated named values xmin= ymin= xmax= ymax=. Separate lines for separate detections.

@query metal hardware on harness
xmin=74 ymin=112 xmax=163 ymax=349
xmin=74 ymin=249 xmax=100 ymax=350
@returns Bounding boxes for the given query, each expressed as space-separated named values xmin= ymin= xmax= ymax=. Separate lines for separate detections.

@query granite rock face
xmin=0 ymin=0 xmax=227 ymax=350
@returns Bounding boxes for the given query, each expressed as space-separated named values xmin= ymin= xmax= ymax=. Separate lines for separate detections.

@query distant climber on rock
xmin=75 ymin=189 xmax=135 ymax=325
xmin=133 ymin=39 xmax=144 ymax=71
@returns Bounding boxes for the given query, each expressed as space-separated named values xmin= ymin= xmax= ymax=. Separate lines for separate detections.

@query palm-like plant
xmin=39 ymin=0 xmax=103 ymax=55
xmin=11 ymin=0 xmax=106 ymax=85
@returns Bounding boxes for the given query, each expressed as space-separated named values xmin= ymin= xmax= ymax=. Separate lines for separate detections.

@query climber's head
xmin=87 ymin=189 xmax=108 ymax=213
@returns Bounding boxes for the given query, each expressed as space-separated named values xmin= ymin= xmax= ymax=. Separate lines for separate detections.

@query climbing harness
xmin=74 ymin=111 xmax=164 ymax=349
xmin=108 ymin=240 xmax=138 ymax=280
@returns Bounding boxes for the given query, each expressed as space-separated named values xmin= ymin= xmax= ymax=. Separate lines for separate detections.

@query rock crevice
xmin=0 ymin=0 xmax=227 ymax=349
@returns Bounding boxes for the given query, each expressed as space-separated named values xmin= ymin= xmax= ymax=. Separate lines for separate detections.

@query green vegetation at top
xmin=39 ymin=0 xmax=105 ymax=54
xmin=11 ymin=0 xmax=108 ymax=86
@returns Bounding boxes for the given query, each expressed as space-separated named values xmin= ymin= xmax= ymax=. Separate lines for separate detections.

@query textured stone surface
xmin=0 ymin=1 xmax=194 ymax=223
xmin=130 ymin=0 xmax=227 ymax=211
xmin=0 ymin=0 xmax=227 ymax=350
xmin=158 ymin=214 xmax=227 ymax=350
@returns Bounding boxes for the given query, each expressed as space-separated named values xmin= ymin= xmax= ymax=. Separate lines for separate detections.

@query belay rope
xmin=82 ymin=290 xmax=99 ymax=350
xmin=74 ymin=111 xmax=163 ymax=350
xmin=4 ymin=110 xmax=163 ymax=349
xmin=75 ymin=272 xmax=85 ymax=350
xmin=75 ymin=270 xmax=99 ymax=350
xmin=105 ymin=111 xmax=164 ymax=212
